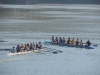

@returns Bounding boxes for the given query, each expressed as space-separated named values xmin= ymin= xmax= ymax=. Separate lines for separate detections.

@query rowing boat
xmin=44 ymin=41 xmax=94 ymax=49
xmin=7 ymin=47 xmax=46 ymax=56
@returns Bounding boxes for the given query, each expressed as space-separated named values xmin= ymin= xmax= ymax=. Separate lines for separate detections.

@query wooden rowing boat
xmin=7 ymin=47 xmax=47 ymax=56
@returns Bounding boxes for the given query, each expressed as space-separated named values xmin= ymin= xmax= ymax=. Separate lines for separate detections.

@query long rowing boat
xmin=44 ymin=41 xmax=94 ymax=49
xmin=7 ymin=47 xmax=46 ymax=56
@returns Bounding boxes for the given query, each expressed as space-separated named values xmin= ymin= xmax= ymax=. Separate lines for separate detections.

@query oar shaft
xmin=0 ymin=49 xmax=11 ymax=51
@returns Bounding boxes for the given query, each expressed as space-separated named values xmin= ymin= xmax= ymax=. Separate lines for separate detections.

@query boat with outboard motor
xmin=44 ymin=41 xmax=94 ymax=49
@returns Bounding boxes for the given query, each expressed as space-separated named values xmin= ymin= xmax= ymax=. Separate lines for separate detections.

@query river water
xmin=0 ymin=4 xmax=100 ymax=75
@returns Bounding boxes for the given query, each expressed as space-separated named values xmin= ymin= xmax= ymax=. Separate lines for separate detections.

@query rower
xmin=59 ymin=37 xmax=62 ymax=43
xmin=24 ymin=44 xmax=27 ymax=51
xmin=86 ymin=40 xmax=91 ymax=46
xmin=11 ymin=47 xmax=16 ymax=53
xmin=33 ymin=42 xmax=35 ymax=50
xmin=29 ymin=43 xmax=33 ymax=50
xmin=21 ymin=44 xmax=25 ymax=51
xmin=52 ymin=36 xmax=55 ymax=42
xmin=26 ymin=43 xmax=30 ymax=51
xmin=71 ymin=38 xmax=75 ymax=45
xmin=75 ymin=39 xmax=79 ymax=45
xmin=67 ymin=38 xmax=71 ymax=44
xmin=62 ymin=37 xmax=66 ymax=44
xmin=38 ymin=42 xmax=42 ymax=49
xmin=80 ymin=39 xmax=83 ymax=46
xmin=16 ymin=44 xmax=21 ymax=52
xmin=55 ymin=37 xmax=59 ymax=43
xmin=36 ymin=43 xmax=39 ymax=49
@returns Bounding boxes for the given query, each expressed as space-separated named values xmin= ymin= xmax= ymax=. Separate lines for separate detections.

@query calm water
xmin=0 ymin=4 xmax=100 ymax=75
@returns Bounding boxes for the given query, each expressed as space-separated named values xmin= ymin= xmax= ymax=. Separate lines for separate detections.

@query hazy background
xmin=0 ymin=0 xmax=100 ymax=4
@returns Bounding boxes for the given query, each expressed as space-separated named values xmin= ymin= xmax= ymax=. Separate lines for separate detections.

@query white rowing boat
xmin=7 ymin=47 xmax=46 ymax=56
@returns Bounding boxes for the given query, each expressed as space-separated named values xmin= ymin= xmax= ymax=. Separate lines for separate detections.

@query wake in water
xmin=0 ymin=58 xmax=23 ymax=62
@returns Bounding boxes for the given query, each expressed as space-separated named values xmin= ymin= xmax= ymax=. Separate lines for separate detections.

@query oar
xmin=83 ymin=43 xmax=98 ymax=47
xmin=91 ymin=43 xmax=100 ymax=46
xmin=0 ymin=49 xmax=12 ymax=51
xmin=0 ymin=40 xmax=7 ymax=42
xmin=44 ymin=48 xmax=62 ymax=53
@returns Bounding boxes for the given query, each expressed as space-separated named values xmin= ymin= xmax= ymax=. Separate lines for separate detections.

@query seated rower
xmin=55 ymin=37 xmax=59 ymax=43
xmin=36 ymin=43 xmax=39 ymax=49
xmin=33 ymin=42 xmax=35 ymax=50
xmin=71 ymin=38 xmax=75 ymax=45
xmin=52 ymin=36 xmax=55 ymax=42
xmin=11 ymin=47 xmax=16 ymax=53
xmin=75 ymin=39 xmax=79 ymax=45
xmin=26 ymin=43 xmax=30 ymax=51
xmin=86 ymin=40 xmax=91 ymax=46
xmin=62 ymin=37 xmax=66 ymax=44
xmin=16 ymin=44 xmax=21 ymax=52
xmin=80 ymin=39 xmax=83 ymax=46
xmin=59 ymin=37 xmax=62 ymax=43
xmin=38 ymin=42 xmax=42 ymax=49
xmin=67 ymin=38 xmax=71 ymax=44
xmin=24 ymin=44 xmax=27 ymax=51
xmin=21 ymin=44 xmax=25 ymax=51
xmin=29 ymin=43 xmax=33 ymax=50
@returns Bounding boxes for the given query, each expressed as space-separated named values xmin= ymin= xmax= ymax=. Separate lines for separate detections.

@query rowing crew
xmin=52 ymin=36 xmax=91 ymax=46
xmin=11 ymin=42 xmax=42 ymax=53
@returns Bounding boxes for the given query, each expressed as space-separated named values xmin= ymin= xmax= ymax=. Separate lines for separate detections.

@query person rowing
xmin=86 ymin=40 xmax=91 ymax=46
xmin=26 ymin=43 xmax=30 ymax=51
xmin=62 ymin=37 xmax=66 ymax=44
xmin=67 ymin=38 xmax=71 ymax=44
xmin=16 ymin=44 xmax=21 ymax=52
xmin=59 ymin=37 xmax=62 ymax=43
xmin=24 ymin=44 xmax=27 ymax=51
xmin=80 ymin=39 xmax=83 ymax=46
xmin=71 ymin=38 xmax=75 ymax=45
xmin=38 ymin=42 xmax=42 ymax=49
xmin=36 ymin=43 xmax=39 ymax=49
xmin=33 ymin=42 xmax=35 ymax=50
xmin=75 ymin=39 xmax=79 ymax=45
xmin=21 ymin=44 xmax=25 ymax=51
xmin=52 ymin=36 xmax=55 ymax=42
xmin=55 ymin=37 xmax=59 ymax=43
xmin=29 ymin=43 xmax=33 ymax=50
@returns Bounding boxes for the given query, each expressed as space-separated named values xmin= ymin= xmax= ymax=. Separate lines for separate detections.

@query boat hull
xmin=44 ymin=41 xmax=94 ymax=49
xmin=7 ymin=47 xmax=46 ymax=56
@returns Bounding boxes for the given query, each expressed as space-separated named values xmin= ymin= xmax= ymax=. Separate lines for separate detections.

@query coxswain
xmin=11 ymin=47 xmax=16 ymax=53
xmin=86 ymin=40 xmax=91 ymax=46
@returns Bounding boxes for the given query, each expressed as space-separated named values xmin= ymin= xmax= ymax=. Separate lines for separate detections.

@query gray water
xmin=0 ymin=4 xmax=100 ymax=75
